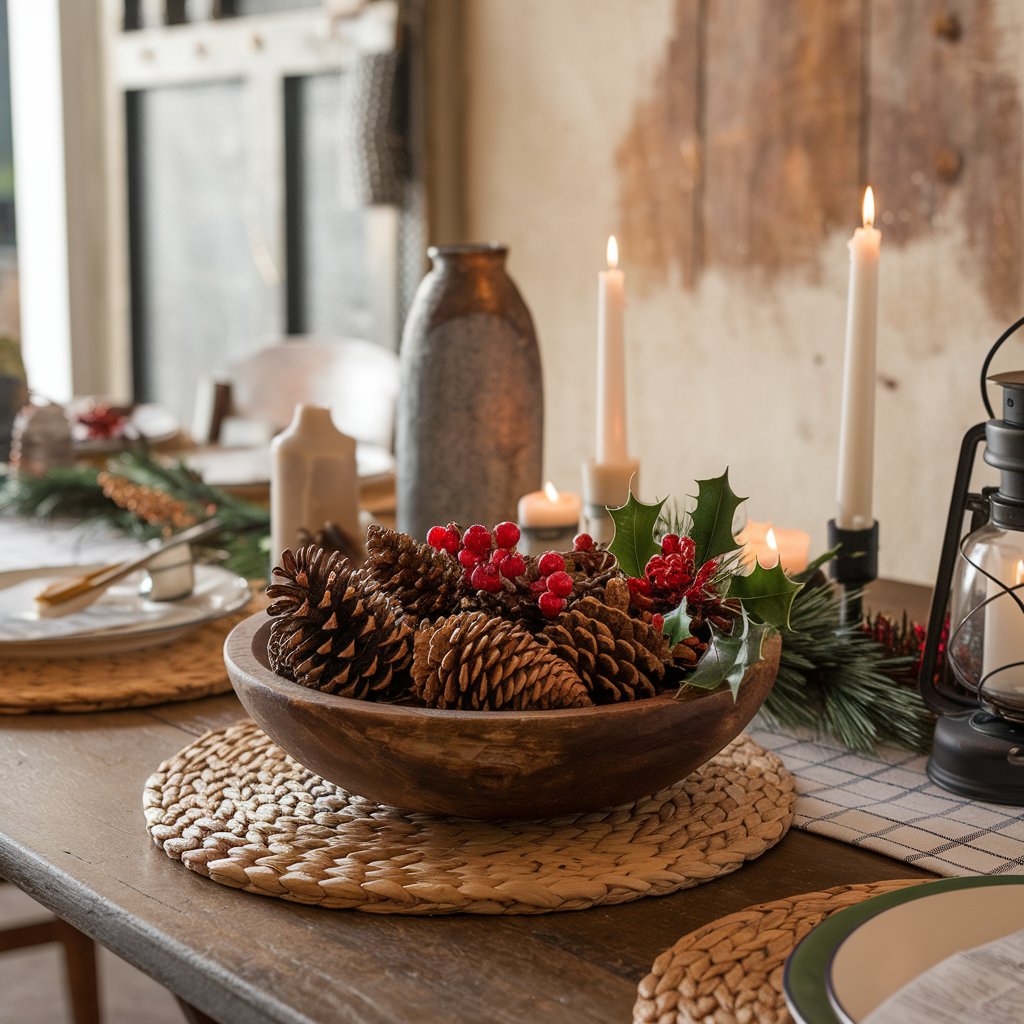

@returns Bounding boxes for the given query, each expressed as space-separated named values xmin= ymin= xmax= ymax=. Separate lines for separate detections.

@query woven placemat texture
xmin=633 ymin=878 xmax=924 ymax=1024
xmin=0 ymin=600 xmax=262 ymax=714
xmin=144 ymin=721 xmax=796 ymax=915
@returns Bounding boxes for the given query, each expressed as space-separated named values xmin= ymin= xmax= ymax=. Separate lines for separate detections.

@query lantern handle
xmin=919 ymin=421 xmax=988 ymax=715
xmin=980 ymin=313 xmax=1024 ymax=418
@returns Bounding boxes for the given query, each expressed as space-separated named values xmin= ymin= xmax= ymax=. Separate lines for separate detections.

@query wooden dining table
xmin=0 ymin=578 xmax=936 ymax=1024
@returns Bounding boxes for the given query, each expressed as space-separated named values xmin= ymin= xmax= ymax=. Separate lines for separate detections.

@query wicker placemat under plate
xmin=144 ymin=721 xmax=796 ymax=915
xmin=633 ymin=878 xmax=924 ymax=1024
xmin=0 ymin=601 xmax=262 ymax=714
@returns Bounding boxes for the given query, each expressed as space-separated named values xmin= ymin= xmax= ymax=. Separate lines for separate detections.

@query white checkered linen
xmin=747 ymin=722 xmax=1024 ymax=876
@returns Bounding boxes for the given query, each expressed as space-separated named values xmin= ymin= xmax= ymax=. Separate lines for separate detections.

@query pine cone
xmin=267 ymin=545 xmax=412 ymax=700
xmin=363 ymin=525 xmax=465 ymax=622
xmin=565 ymin=547 xmax=620 ymax=601
xmin=411 ymin=611 xmax=592 ymax=710
xmin=544 ymin=581 xmax=669 ymax=703
xmin=296 ymin=521 xmax=364 ymax=567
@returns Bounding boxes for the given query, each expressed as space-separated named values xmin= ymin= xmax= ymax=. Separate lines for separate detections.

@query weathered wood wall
xmin=458 ymin=0 xmax=1024 ymax=584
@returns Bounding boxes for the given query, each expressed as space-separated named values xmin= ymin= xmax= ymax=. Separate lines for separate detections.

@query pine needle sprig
xmin=763 ymin=582 xmax=933 ymax=754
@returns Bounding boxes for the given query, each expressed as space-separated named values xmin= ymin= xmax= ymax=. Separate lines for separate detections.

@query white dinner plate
xmin=784 ymin=876 xmax=1024 ymax=1024
xmin=185 ymin=442 xmax=394 ymax=488
xmin=0 ymin=563 xmax=251 ymax=658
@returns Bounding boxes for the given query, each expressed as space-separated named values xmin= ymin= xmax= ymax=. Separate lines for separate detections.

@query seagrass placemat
xmin=633 ymin=878 xmax=924 ymax=1024
xmin=144 ymin=721 xmax=796 ymax=915
xmin=0 ymin=601 xmax=262 ymax=714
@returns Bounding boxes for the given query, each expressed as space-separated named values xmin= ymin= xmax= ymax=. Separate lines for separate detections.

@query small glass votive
xmin=140 ymin=542 xmax=195 ymax=602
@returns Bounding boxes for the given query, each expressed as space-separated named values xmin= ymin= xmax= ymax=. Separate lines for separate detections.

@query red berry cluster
xmin=627 ymin=533 xmax=719 ymax=614
xmin=427 ymin=521 xmax=526 ymax=593
xmin=77 ymin=403 xmax=128 ymax=440
xmin=534 ymin=551 xmax=573 ymax=619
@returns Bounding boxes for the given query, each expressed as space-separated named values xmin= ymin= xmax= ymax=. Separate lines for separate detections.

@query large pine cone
xmin=412 ymin=611 xmax=593 ymax=711
xmin=544 ymin=578 xmax=669 ymax=703
xmin=267 ymin=545 xmax=412 ymax=700
xmin=363 ymin=525 xmax=465 ymax=622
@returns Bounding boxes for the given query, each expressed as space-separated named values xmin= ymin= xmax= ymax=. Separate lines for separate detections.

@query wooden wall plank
xmin=702 ymin=0 xmax=863 ymax=279
xmin=868 ymin=0 xmax=1023 ymax=321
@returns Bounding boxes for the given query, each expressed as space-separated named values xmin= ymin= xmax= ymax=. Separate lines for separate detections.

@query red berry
xmin=463 ymin=524 xmax=493 ymax=556
xmin=573 ymin=532 xmax=594 ymax=552
xmin=458 ymin=548 xmax=481 ymax=569
xmin=538 ymin=551 xmax=566 ymax=577
xmin=661 ymin=534 xmax=680 ymax=555
xmin=538 ymin=592 xmax=565 ymax=618
xmin=441 ymin=525 xmax=461 ymax=554
xmin=490 ymin=547 xmax=511 ymax=566
xmin=652 ymin=613 xmax=665 ymax=632
xmin=471 ymin=562 xmax=503 ymax=593
xmin=546 ymin=570 xmax=573 ymax=598
xmin=500 ymin=553 xmax=526 ymax=579
xmin=493 ymin=521 xmax=521 ymax=549
xmin=426 ymin=525 xmax=448 ymax=550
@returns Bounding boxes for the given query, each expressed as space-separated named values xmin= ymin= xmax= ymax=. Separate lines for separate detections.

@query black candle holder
xmin=827 ymin=519 xmax=879 ymax=626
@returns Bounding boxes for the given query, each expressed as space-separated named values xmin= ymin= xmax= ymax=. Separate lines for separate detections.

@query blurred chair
xmin=193 ymin=337 xmax=400 ymax=451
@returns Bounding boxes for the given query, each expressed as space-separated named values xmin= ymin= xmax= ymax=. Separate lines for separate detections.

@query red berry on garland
xmin=500 ymin=553 xmax=526 ymax=579
xmin=426 ymin=525 xmax=448 ymax=550
xmin=458 ymin=548 xmax=481 ymax=570
xmin=538 ymin=591 xmax=565 ymax=618
xmin=661 ymin=534 xmax=680 ymax=555
xmin=493 ymin=521 xmax=521 ymax=549
xmin=546 ymin=570 xmax=573 ymax=598
xmin=463 ymin=524 xmax=493 ymax=556
xmin=652 ymin=613 xmax=665 ymax=632
xmin=538 ymin=551 xmax=566 ymax=577
xmin=470 ymin=562 xmax=503 ymax=593
xmin=573 ymin=532 xmax=594 ymax=552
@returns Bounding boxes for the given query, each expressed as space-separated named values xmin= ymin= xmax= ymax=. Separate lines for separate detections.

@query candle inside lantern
xmin=518 ymin=482 xmax=582 ymax=555
xmin=738 ymin=520 xmax=811 ymax=574
xmin=982 ymin=556 xmax=1024 ymax=702
xmin=836 ymin=186 xmax=881 ymax=531
xmin=597 ymin=235 xmax=627 ymax=465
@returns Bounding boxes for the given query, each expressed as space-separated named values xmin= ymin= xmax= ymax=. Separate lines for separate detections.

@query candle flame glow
xmin=544 ymin=481 xmax=561 ymax=503
xmin=766 ymin=527 xmax=778 ymax=552
xmin=607 ymin=235 xmax=619 ymax=269
xmin=862 ymin=186 xmax=875 ymax=228
xmin=1016 ymin=559 xmax=1024 ymax=587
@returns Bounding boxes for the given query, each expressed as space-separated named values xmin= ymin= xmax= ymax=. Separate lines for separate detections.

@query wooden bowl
xmin=224 ymin=612 xmax=781 ymax=819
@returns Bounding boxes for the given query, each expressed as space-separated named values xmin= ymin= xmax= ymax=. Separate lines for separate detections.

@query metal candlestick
xmin=827 ymin=519 xmax=879 ymax=626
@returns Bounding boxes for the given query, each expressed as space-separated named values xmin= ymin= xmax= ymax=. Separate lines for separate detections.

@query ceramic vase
xmin=397 ymin=244 xmax=543 ymax=540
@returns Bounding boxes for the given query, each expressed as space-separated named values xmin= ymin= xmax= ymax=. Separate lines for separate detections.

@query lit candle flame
xmin=766 ymin=527 xmax=778 ymax=552
xmin=862 ymin=186 xmax=875 ymax=229
xmin=544 ymin=481 xmax=561 ymax=503
xmin=607 ymin=235 xmax=619 ymax=270
xmin=1016 ymin=559 xmax=1024 ymax=587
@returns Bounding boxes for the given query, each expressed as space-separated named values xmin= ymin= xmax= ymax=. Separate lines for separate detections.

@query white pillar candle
xmin=597 ymin=235 xmax=627 ymax=465
xmin=518 ymin=482 xmax=582 ymax=555
xmin=983 ymin=555 xmax=1024 ymax=703
xmin=737 ymin=520 xmax=811 ymax=574
xmin=836 ymin=187 xmax=881 ymax=530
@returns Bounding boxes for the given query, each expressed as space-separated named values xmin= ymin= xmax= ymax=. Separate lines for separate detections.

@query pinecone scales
xmin=267 ymin=545 xmax=412 ymax=700
xmin=412 ymin=611 xmax=593 ymax=711
xmin=544 ymin=579 xmax=670 ymax=703
xmin=363 ymin=525 xmax=465 ymax=621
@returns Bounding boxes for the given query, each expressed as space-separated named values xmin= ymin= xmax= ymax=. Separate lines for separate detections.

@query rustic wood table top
xmin=0 ymin=579 xmax=936 ymax=1024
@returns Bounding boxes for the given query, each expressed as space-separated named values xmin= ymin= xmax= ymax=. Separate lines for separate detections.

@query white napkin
xmin=863 ymin=927 xmax=1024 ymax=1024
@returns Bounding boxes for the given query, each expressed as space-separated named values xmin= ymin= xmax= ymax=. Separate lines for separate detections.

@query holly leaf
xmin=688 ymin=469 xmax=746 ymax=566
xmin=728 ymin=560 xmax=803 ymax=629
xmin=608 ymin=491 xmax=667 ymax=578
xmin=681 ymin=607 xmax=769 ymax=701
xmin=662 ymin=601 xmax=692 ymax=644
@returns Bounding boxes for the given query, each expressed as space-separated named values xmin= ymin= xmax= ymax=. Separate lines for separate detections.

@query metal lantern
xmin=919 ymin=320 xmax=1024 ymax=803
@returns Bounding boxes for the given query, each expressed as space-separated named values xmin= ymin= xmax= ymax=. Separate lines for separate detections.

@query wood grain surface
xmin=0 ymin=581 xmax=935 ymax=1024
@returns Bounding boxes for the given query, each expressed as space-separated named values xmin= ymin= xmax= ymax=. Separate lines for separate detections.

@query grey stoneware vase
xmin=397 ymin=244 xmax=543 ymax=541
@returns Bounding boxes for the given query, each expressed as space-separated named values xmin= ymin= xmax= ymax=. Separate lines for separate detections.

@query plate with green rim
xmin=783 ymin=875 xmax=1024 ymax=1024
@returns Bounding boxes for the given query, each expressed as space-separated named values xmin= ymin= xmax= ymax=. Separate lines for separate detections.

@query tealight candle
xmin=518 ymin=482 xmax=582 ymax=556
xmin=738 ymin=520 xmax=810 ymax=574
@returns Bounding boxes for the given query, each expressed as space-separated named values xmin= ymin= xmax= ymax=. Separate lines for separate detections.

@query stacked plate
xmin=784 ymin=876 xmax=1024 ymax=1023
xmin=0 ymin=564 xmax=250 ymax=658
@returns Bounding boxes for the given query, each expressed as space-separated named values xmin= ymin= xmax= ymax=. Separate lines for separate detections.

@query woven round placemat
xmin=144 ymin=721 xmax=796 ymax=915
xmin=633 ymin=878 xmax=925 ymax=1024
xmin=0 ymin=600 xmax=262 ymax=714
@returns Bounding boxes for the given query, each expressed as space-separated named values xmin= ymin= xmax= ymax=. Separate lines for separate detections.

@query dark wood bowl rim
xmin=225 ymin=611 xmax=771 ymax=722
